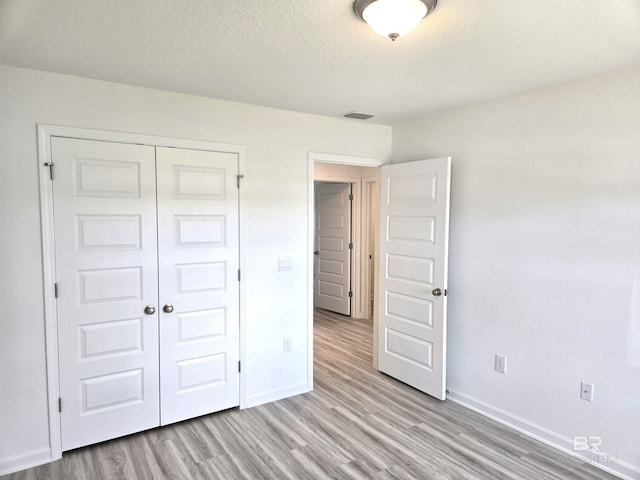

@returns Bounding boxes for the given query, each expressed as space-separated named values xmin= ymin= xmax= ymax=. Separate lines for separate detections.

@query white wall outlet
xmin=495 ymin=354 xmax=507 ymax=374
xmin=278 ymin=256 xmax=292 ymax=271
xmin=580 ymin=381 xmax=594 ymax=402
xmin=283 ymin=337 xmax=292 ymax=352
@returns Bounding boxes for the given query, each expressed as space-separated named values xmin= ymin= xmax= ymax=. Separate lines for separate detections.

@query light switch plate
xmin=278 ymin=256 xmax=292 ymax=271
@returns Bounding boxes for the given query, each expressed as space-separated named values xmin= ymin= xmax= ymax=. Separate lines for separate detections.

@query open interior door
xmin=377 ymin=157 xmax=451 ymax=400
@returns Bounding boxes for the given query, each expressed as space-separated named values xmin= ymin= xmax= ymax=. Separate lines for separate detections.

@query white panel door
xmin=52 ymin=138 xmax=160 ymax=450
xmin=156 ymin=147 xmax=240 ymax=425
xmin=377 ymin=158 xmax=451 ymax=400
xmin=314 ymin=182 xmax=352 ymax=315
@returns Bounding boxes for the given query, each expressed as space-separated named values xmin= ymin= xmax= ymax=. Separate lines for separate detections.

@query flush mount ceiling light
xmin=354 ymin=0 xmax=437 ymax=41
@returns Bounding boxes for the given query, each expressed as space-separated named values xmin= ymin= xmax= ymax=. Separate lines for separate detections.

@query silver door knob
xmin=313 ymin=250 xmax=319 ymax=256
xmin=163 ymin=304 xmax=174 ymax=313
xmin=144 ymin=305 xmax=156 ymax=314
xmin=432 ymin=288 xmax=442 ymax=297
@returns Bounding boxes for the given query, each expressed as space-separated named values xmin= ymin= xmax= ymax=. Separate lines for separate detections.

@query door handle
xmin=313 ymin=250 xmax=319 ymax=255
xmin=432 ymin=288 xmax=442 ymax=297
xmin=163 ymin=304 xmax=174 ymax=313
xmin=144 ymin=305 xmax=156 ymax=315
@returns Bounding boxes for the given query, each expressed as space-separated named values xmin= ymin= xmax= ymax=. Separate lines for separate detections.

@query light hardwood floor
xmin=4 ymin=309 xmax=616 ymax=479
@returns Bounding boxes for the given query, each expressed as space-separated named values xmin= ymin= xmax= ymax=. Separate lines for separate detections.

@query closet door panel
xmin=52 ymin=137 xmax=160 ymax=451
xmin=156 ymin=147 xmax=240 ymax=425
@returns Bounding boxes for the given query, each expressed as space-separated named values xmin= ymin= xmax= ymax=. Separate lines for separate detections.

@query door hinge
xmin=348 ymin=243 xmax=353 ymax=250
xmin=44 ymin=163 xmax=54 ymax=180
xmin=238 ymin=361 xmax=241 ymax=373
xmin=238 ymin=269 xmax=241 ymax=282
xmin=444 ymin=289 xmax=448 ymax=296
xmin=58 ymin=397 xmax=62 ymax=413
xmin=54 ymin=283 xmax=58 ymax=298
xmin=349 ymin=193 xmax=353 ymax=201
xmin=348 ymin=291 xmax=353 ymax=298
xmin=237 ymin=174 xmax=244 ymax=189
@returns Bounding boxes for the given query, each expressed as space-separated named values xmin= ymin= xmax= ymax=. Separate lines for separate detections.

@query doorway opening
xmin=308 ymin=153 xmax=452 ymax=401
xmin=313 ymin=162 xmax=378 ymax=320
xmin=307 ymin=153 xmax=385 ymax=387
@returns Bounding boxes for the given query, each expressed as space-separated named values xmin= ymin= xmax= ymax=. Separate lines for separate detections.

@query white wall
xmin=0 ymin=65 xmax=391 ymax=474
xmin=393 ymin=65 xmax=640 ymax=477
xmin=4 ymin=59 xmax=639 ymax=478
xmin=314 ymin=162 xmax=378 ymax=180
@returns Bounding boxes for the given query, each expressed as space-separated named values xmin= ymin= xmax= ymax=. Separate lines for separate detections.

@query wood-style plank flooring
xmin=4 ymin=309 xmax=616 ymax=479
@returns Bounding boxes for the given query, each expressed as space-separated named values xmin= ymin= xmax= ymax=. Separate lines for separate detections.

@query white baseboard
xmin=245 ymin=381 xmax=311 ymax=408
xmin=0 ymin=447 xmax=53 ymax=476
xmin=447 ymin=390 xmax=640 ymax=480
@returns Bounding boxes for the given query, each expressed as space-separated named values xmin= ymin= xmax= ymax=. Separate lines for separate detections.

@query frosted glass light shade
xmin=355 ymin=0 xmax=436 ymax=41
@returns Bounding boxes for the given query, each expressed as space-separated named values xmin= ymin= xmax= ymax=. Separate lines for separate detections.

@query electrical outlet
xmin=495 ymin=354 xmax=507 ymax=374
xmin=283 ymin=337 xmax=292 ymax=353
xmin=580 ymin=381 xmax=594 ymax=402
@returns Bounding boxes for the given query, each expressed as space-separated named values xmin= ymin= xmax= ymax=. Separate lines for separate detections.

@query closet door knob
xmin=144 ymin=305 xmax=156 ymax=315
xmin=163 ymin=304 xmax=174 ymax=313
xmin=432 ymin=288 xmax=442 ymax=297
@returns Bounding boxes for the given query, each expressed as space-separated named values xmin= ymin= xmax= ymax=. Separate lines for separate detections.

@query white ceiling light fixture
xmin=354 ymin=0 xmax=437 ymax=41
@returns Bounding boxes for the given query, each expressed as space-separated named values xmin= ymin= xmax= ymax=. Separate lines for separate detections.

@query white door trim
xmin=38 ymin=124 xmax=248 ymax=461
xmin=307 ymin=152 xmax=387 ymax=389
xmin=362 ymin=176 xmax=378 ymax=321
xmin=310 ymin=152 xmax=386 ymax=167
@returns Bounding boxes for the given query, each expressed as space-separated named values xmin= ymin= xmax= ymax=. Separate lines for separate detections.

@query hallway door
xmin=314 ymin=182 xmax=352 ymax=315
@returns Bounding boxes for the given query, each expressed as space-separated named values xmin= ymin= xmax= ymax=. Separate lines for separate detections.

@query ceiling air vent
xmin=344 ymin=111 xmax=375 ymax=120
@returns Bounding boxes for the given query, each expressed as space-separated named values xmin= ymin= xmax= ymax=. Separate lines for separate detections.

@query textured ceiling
xmin=1 ymin=0 xmax=639 ymax=125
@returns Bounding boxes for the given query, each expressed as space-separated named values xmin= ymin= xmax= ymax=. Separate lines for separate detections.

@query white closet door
xmin=52 ymin=137 xmax=160 ymax=451
xmin=156 ymin=147 xmax=240 ymax=425
xmin=377 ymin=157 xmax=451 ymax=400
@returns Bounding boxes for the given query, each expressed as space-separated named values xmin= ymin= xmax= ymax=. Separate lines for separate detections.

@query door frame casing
xmin=307 ymin=152 xmax=387 ymax=388
xmin=362 ymin=176 xmax=377 ymax=321
xmin=38 ymin=125 xmax=248 ymax=460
